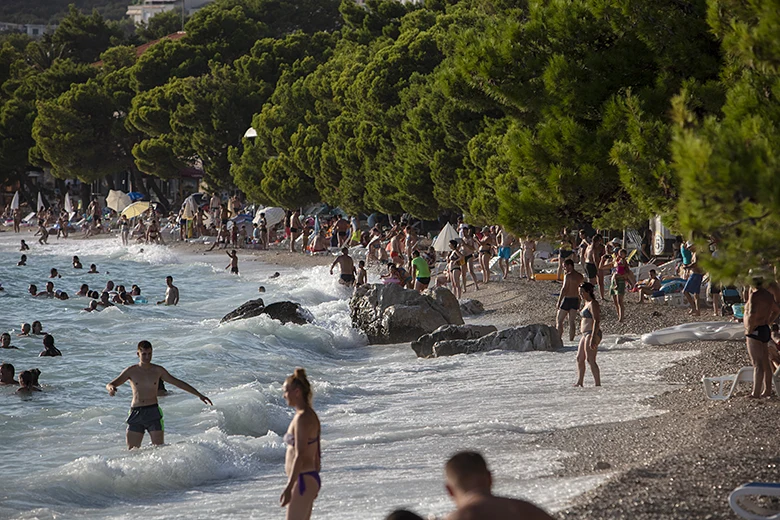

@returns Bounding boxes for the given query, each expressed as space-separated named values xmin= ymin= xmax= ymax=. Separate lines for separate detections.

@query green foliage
xmin=136 ymin=9 xmax=186 ymax=43
xmin=50 ymin=5 xmax=125 ymax=63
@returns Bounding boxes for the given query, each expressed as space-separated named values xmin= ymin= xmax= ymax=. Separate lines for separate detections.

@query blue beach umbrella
xmin=127 ymin=192 xmax=145 ymax=202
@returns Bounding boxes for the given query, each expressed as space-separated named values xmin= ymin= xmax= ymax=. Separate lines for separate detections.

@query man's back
xmin=448 ymin=495 xmax=555 ymax=520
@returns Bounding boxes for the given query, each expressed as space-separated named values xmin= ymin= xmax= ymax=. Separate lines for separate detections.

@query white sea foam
xmin=0 ymin=233 xmax=696 ymax=519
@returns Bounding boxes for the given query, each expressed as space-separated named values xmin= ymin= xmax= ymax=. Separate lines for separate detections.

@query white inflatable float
xmin=641 ymin=321 xmax=744 ymax=346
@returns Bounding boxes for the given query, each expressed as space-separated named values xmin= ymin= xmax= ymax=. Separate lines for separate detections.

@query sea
xmin=0 ymin=232 xmax=696 ymax=519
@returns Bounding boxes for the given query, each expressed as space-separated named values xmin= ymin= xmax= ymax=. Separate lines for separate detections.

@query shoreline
xmin=3 ymin=228 xmax=771 ymax=517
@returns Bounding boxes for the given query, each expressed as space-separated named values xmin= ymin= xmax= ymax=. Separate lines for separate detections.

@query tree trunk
xmin=142 ymin=173 xmax=170 ymax=212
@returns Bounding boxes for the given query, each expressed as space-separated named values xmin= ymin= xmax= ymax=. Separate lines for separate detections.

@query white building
xmin=0 ymin=22 xmax=57 ymax=38
xmin=126 ymin=0 xmax=214 ymax=25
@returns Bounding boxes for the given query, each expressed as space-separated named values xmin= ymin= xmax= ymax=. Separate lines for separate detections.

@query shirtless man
xmin=226 ymin=250 xmax=239 ymax=275
xmin=330 ymin=248 xmax=356 ymax=286
xmin=585 ymin=234 xmax=606 ymax=299
xmin=106 ymin=340 xmax=212 ymax=449
xmin=0 ymin=362 xmax=15 ymax=384
xmin=556 ymin=259 xmax=584 ymax=341
xmin=389 ymin=230 xmax=405 ymax=267
xmin=496 ymin=227 xmax=515 ymax=280
xmin=744 ymin=277 xmax=780 ymax=398
xmin=157 ymin=276 xmax=179 ymax=306
xmin=333 ymin=216 xmax=351 ymax=249
xmin=17 ymin=370 xmax=42 ymax=395
xmin=444 ymin=451 xmax=555 ymax=520
xmin=637 ymin=269 xmax=662 ymax=303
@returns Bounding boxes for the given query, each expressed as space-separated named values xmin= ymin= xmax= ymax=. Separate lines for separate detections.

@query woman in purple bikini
xmin=280 ymin=368 xmax=321 ymax=519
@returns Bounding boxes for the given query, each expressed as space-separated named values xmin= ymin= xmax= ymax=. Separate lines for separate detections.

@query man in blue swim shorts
xmin=496 ymin=226 xmax=515 ymax=280
xmin=107 ymin=340 xmax=213 ymax=449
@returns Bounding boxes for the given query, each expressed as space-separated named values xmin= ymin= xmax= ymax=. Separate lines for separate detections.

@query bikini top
xmin=284 ymin=432 xmax=322 ymax=462
xmin=616 ymin=262 xmax=627 ymax=275
xmin=580 ymin=306 xmax=593 ymax=319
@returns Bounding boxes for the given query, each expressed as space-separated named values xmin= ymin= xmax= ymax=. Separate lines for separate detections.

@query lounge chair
xmin=701 ymin=366 xmax=753 ymax=400
xmin=729 ymin=482 xmax=780 ymax=520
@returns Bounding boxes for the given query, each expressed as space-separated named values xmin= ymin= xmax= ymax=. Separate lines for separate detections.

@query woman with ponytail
xmin=280 ymin=368 xmax=321 ymax=519
xmin=576 ymin=283 xmax=602 ymax=387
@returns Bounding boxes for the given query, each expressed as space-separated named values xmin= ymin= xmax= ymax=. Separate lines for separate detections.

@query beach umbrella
xmin=231 ymin=214 xmax=252 ymax=224
xmin=106 ymin=190 xmax=132 ymax=213
xmin=37 ymin=192 xmax=45 ymax=212
xmin=432 ymin=222 xmax=460 ymax=252
xmin=244 ymin=127 xmax=257 ymax=138
xmin=253 ymin=206 xmax=285 ymax=227
xmin=121 ymin=201 xmax=150 ymax=218
xmin=10 ymin=191 xmax=19 ymax=210
xmin=127 ymin=192 xmax=145 ymax=202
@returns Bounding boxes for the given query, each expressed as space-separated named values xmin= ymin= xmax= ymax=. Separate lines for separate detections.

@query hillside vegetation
xmin=0 ymin=1 xmax=128 ymax=24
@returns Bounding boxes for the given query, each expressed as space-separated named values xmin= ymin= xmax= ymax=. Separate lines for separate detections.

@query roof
xmin=91 ymin=31 xmax=186 ymax=67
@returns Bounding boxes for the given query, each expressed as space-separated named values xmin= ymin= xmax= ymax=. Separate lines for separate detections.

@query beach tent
xmin=432 ymin=222 xmax=459 ymax=252
xmin=253 ymin=207 xmax=285 ymax=227
xmin=106 ymin=190 xmax=132 ymax=213
xmin=37 ymin=192 xmax=45 ymax=212
xmin=121 ymin=201 xmax=150 ymax=218
xmin=10 ymin=191 xmax=19 ymax=210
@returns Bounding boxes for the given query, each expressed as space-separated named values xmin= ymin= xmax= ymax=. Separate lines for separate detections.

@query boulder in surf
xmin=220 ymin=299 xmax=313 ymax=325
xmin=411 ymin=324 xmax=498 ymax=358
xmin=431 ymin=324 xmax=562 ymax=357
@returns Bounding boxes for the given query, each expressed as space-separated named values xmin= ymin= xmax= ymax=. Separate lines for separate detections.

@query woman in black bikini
xmin=460 ymin=227 xmax=480 ymax=292
xmin=448 ymin=239 xmax=463 ymax=299
xmin=576 ymin=282 xmax=601 ymax=387
xmin=478 ymin=227 xmax=495 ymax=284
xmin=281 ymin=368 xmax=321 ymax=520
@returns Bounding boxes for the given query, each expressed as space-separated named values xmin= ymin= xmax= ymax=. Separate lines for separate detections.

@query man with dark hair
xmin=330 ymin=248 xmax=356 ymax=286
xmin=157 ymin=276 xmax=179 ymax=305
xmin=444 ymin=451 xmax=554 ymax=520
xmin=106 ymin=340 xmax=212 ymax=449
xmin=556 ymin=258 xmax=584 ymax=341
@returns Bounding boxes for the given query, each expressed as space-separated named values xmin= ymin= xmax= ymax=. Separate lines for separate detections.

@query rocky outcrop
xmin=221 ymin=298 xmax=266 ymax=323
xmin=221 ymin=299 xmax=313 ymax=325
xmin=411 ymin=324 xmax=498 ymax=358
xmin=430 ymin=324 xmax=562 ymax=357
xmin=350 ymin=283 xmax=464 ymax=344
xmin=459 ymin=299 xmax=485 ymax=316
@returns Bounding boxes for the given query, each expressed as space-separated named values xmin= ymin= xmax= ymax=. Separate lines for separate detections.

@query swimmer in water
xmin=258 ymin=286 xmax=266 ymax=293
xmin=32 ymin=321 xmax=45 ymax=334
xmin=28 ymin=284 xmax=37 ymax=297
xmin=50 ymin=268 xmax=61 ymax=278
xmin=77 ymin=284 xmax=89 ymax=297
xmin=39 ymin=334 xmax=61 ymax=357
xmin=1 ymin=332 xmax=20 ymax=349
xmin=20 ymin=240 xmax=29 ymax=251
xmin=88 ymin=264 xmax=99 ymax=274
xmin=16 ymin=370 xmax=41 ymax=395
xmin=106 ymin=340 xmax=212 ymax=449
xmin=226 ymin=250 xmax=239 ymax=275
xmin=37 ymin=282 xmax=55 ymax=298
xmin=156 ymin=276 xmax=179 ymax=306
xmin=72 ymin=256 xmax=82 ymax=269
xmin=18 ymin=323 xmax=31 ymax=337
xmin=83 ymin=300 xmax=100 ymax=312
xmin=0 ymin=362 xmax=15 ymax=384
xmin=18 ymin=254 xmax=27 ymax=266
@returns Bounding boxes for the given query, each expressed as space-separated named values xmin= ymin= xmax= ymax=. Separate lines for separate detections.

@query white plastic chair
xmin=730 ymin=482 xmax=780 ymax=519
xmin=702 ymin=367 xmax=754 ymax=400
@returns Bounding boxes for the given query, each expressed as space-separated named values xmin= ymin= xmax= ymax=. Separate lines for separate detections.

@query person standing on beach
xmin=576 ymin=282 xmax=601 ymax=386
xmin=290 ymin=210 xmax=303 ymax=252
xmin=280 ymin=368 xmax=321 ymax=520
xmin=411 ymin=250 xmax=431 ymax=292
xmin=744 ymin=276 xmax=780 ymax=398
xmin=460 ymin=227 xmax=480 ymax=292
xmin=521 ymin=236 xmax=536 ymax=280
xmin=496 ymin=226 xmax=514 ymax=280
xmin=443 ymin=451 xmax=555 ymax=520
xmin=477 ymin=227 xmax=495 ymax=284
xmin=556 ymin=259 xmax=584 ymax=341
xmin=585 ymin=235 xmax=606 ymax=299
xmin=330 ymin=248 xmax=356 ymax=286
xmin=13 ymin=208 xmax=21 ymax=233
xmin=106 ymin=340 xmax=212 ymax=449
xmin=157 ymin=276 xmax=179 ymax=306
xmin=682 ymin=245 xmax=704 ymax=316
xmin=210 ymin=193 xmax=221 ymax=228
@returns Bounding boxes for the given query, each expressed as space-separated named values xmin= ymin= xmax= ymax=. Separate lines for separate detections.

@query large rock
xmin=411 ymin=324 xmax=498 ymax=358
xmin=221 ymin=299 xmax=313 ymax=325
xmin=459 ymin=299 xmax=485 ymax=316
xmin=431 ymin=324 xmax=562 ymax=357
xmin=221 ymin=298 xmax=265 ymax=323
xmin=350 ymin=283 xmax=464 ymax=344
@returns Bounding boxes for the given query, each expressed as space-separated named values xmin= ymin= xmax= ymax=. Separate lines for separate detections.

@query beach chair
xmin=729 ymin=482 xmax=780 ymax=520
xmin=701 ymin=367 xmax=753 ymax=400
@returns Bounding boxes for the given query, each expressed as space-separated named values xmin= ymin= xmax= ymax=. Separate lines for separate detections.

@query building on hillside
xmin=0 ymin=22 xmax=57 ymax=38
xmin=127 ymin=0 xmax=214 ymax=24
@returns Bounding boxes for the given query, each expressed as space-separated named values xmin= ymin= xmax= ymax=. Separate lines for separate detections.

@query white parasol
xmin=182 ymin=196 xmax=197 ymax=220
xmin=253 ymin=206 xmax=285 ymax=227
xmin=37 ymin=192 xmax=45 ymax=212
xmin=64 ymin=192 xmax=74 ymax=219
xmin=106 ymin=190 xmax=132 ymax=213
xmin=432 ymin=222 xmax=460 ymax=252
xmin=10 ymin=191 xmax=19 ymax=210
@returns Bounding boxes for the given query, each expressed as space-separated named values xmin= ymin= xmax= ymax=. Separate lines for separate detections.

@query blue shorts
xmin=498 ymin=247 xmax=511 ymax=260
xmin=683 ymin=273 xmax=703 ymax=295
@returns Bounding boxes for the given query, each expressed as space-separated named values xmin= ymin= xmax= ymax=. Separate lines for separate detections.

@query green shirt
xmin=411 ymin=256 xmax=430 ymax=278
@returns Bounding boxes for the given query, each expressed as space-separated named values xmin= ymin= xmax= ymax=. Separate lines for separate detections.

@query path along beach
xmin=0 ymin=230 xmax=775 ymax=519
